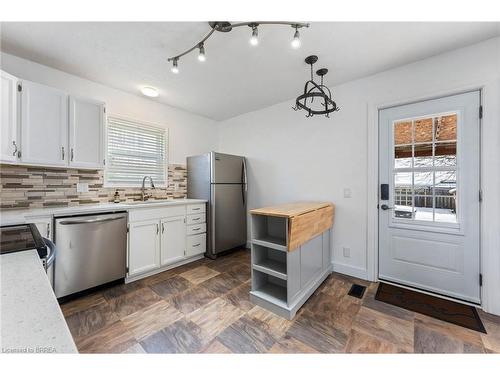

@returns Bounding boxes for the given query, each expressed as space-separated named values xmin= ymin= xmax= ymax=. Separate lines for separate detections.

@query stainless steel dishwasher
xmin=54 ymin=212 xmax=127 ymax=298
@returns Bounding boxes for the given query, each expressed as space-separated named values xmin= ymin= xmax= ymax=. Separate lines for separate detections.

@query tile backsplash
xmin=0 ymin=163 xmax=187 ymax=210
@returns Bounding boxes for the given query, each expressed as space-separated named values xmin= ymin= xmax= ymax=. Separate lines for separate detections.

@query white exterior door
xmin=69 ymin=96 xmax=105 ymax=169
xmin=20 ymin=80 xmax=68 ymax=166
xmin=160 ymin=216 xmax=186 ymax=266
xmin=1 ymin=70 xmax=19 ymax=162
xmin=128 ymin=220 xmax=160 ymax=276
xmin=378 ymin=91 xmax=481 ymax=303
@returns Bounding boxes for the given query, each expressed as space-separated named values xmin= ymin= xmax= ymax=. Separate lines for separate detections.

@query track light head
xmin=171 ymin=58 xmax=179 ymax=74
xmin=249 ymin=24 xmax=259 ymax=46
xmin=198 ymin=43 xmax=206 ymax=62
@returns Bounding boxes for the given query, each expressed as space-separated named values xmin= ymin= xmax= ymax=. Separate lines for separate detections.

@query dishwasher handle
xmin=58 ymin=215 xmax=126 ymax=225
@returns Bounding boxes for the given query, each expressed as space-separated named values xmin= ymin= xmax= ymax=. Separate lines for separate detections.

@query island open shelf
xmin=249 ymin=202 xmax=335 ymax=319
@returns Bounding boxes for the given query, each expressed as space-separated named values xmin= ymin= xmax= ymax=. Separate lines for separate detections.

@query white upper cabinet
xmin=1 ymin=70 xmax=19 ymax=162
xmin=20 ymin=80 xmax=68 ymax=167
xmin=160 ymin=216 xmax=187 ymax=266
xmin=69 ymin=96 xmax=105 ymax=169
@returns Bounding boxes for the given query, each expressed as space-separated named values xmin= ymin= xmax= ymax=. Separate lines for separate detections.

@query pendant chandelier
xmin=293 ymin=55 xmax=339 ymax=118
xmin=167 ymin=21 xmax=309 ymax=74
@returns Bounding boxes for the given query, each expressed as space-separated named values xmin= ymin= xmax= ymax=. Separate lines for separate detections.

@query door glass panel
xmin=434 ymin=170 xmax=457 ymax=222
xmin=414 ymin=143 xmax=433 ymax=167
xmin=394 ymin=172 xmax=412 ymax=218
xmin=435 ymin=114 xmax=457 ymax=141
xmin=392 ymin=112 xmax=458 ymax=224
xmin=394 ymin=145 xmax=412 ymax=168
xmin=394 ymin=121 xmax=412 ymax=145
xmin=414 ymin=118 xmax=433 ymax=143
xmin=434 ymin=142 xmax=456 ymax=167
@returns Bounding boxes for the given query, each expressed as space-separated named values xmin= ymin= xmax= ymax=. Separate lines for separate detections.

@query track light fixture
xmin=171 ymin=58 xmax=179 ymax=74
xmin=291 ymin=26 xmax=301 ymax=49
xmin=249 ymin=24 xmax=259 ymax=46
xmin=197 ymin=43 xmax=206 ymax=62
xmin=167 ymin=21 xmax=309 ymax=74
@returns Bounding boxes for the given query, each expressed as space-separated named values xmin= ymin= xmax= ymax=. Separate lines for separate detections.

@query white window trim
xmin=104 ymin=114 xmax=169 ymax=188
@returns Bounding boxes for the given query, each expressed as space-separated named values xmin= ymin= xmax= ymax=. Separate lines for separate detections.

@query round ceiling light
xmin=141 ymin=86 xmax=159 ymax=98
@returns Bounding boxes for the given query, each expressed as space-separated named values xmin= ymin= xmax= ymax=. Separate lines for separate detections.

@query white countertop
xmin=0 ymin=198 xmax=208 ymax=226
xmin=0 ymin=250 xmax=78 ymax=353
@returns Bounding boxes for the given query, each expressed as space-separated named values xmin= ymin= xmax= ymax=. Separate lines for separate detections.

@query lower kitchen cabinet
xmin=128 ymin=220 xmax=160 ymax=276
xmin=127 ymin=203 xmax=207 ymax=281
xmin=186 ymin=233 xmax=207 ymax=257
xmin=160 ymin=215 xmax=186 ymax=266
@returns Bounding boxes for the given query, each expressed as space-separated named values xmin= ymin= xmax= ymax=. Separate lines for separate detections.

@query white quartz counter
xmin=0 ymin=250 xmax=78 ymax=353
xmin=0 ymin=198 xmax=208 ymax=226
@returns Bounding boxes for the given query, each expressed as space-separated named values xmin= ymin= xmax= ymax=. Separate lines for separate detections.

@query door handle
xmin=61 ymin=146 xmax=65 ymax=160
xmin=380 ymin=204 xmax=394 ymax=210
xmin=71 ymin=148 xmax=74 ymax=162
xmin=58 ymin=216 xmax=125 ymax=225
xmin=12 ymin=141 xmax=18 ymax=157
xmin=162 ymin=223 xmax=165 ymax=234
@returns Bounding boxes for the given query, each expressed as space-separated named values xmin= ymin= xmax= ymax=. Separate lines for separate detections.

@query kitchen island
xmin=0 ymin=250 xmax=77 ymax=353
xmin=249 ymin=202 xmax=335 ymax=319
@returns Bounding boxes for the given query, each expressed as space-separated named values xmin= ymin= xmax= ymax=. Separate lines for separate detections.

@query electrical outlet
xmin=343 ymin=247 xmax=351 ymax=258
xmin=77 ymin=182 xmax=89 ymax=193
xmin=343 ymin=188 xmax=352 ymax=198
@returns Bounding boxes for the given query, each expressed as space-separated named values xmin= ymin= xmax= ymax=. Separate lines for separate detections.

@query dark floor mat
xmin=375 ymin=283 xmax=486 ymax=333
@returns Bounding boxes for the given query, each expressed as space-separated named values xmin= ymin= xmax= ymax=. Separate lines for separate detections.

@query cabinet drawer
xmin=187 ymin=223 xmax=206 ymax=235
xmin=187 ymin=213 xmax=205 ymax=225
xmin=129 ymin=205 xmax=186 ymax=222
xmin=187 ymin=233 xmax=206 ymax=256
xmin=187 ymin=204 xmax=206 ymax=215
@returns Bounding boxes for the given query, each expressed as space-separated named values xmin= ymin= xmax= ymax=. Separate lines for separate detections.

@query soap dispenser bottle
xmin=113 ymin=190 xmax=120 ymax=203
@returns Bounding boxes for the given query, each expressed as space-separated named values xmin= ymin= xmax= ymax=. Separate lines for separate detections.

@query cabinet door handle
xmin=193 ymin=243 xmax=201 ymax=247
xmin=71 ymin=148 xmax=74 ymax=161
xmin=61 ymin=146 xmax=65 ymax=160
xmin=192 ymin=207 xmax=200 ymax=211
xmin=162 ymin=223 xmax=165 ymax=234
xmin=192 ymin=227 xmax=200 ymax=231
xmin=47 ymin=223 xmax=50 ymax=238
xmin=192 ymin=217 xmax=200 ymax=221
xmin=156 ymin=224 xmax=159 ymax=234
xmin=12 ymin=141 xmax=18 ymax=157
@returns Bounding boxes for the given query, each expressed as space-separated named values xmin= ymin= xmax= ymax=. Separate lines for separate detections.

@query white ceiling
xmin=1 ymin=22 xmax=499 ymax=120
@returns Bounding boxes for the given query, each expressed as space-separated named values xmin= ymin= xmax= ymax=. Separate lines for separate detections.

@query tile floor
xmin=60 ymin=249 xmax=500 ymax=354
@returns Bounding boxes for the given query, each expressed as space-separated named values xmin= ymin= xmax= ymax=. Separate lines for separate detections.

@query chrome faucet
xmin=141 ymin=176 xmax=155 ymax=201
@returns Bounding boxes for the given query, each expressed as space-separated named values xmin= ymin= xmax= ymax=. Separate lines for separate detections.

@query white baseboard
xmin=332 ymin=261 xmax=369 ymax=281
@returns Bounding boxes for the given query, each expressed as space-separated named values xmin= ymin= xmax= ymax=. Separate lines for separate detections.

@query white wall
xmin=0 ymin=52 xmax=217 ymax=164
xmin=218 ymin=37 xmax=500 ymax=314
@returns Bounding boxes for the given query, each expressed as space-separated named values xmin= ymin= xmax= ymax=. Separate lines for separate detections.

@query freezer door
xmin=211 ymin=152 xmax=245 ymax=184
xmin=211 ymin=184 xmax=247 ymax=253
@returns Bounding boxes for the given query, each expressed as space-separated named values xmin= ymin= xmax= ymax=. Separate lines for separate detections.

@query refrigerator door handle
xmin=241 ymin=158 xmax=247 ymax=206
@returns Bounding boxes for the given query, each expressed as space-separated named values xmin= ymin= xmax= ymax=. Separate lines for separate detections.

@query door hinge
xmin=103 ymin=107 xmax=106 ymax=113
xmin=479 ymin=273 xmax=483 ymax=287
xmin=479 ymin=105 xmax=483 ymax=119
xmin=103 ymin=158 xmax=106 ymax=166
xmin=126 ymin=225 xmax=129 ymax=233
xmin=479 ymin=190 xmax=483 ymax=202
xmin=17 ymin=83 xmax=22 ymax=92
xmin=126 ymin=266 xmax=129 ymax=273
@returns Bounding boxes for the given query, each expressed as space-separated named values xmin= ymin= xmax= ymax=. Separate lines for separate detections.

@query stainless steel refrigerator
xmin=187 ymin=152 xmax=247 ymax=259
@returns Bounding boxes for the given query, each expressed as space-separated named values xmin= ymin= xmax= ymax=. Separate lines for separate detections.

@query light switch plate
xmin=77 ymin=182 xmax=89 ymax=193
xmin=343 ymin=247 xmax=351 ymax=258
xmin=343 ymin=188 xmax=352 ymax=198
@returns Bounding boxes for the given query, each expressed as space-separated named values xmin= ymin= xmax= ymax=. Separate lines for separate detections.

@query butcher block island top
xmin=249 ymin=202 xmax=335 ymax=319
xmin=250 ymin=201 xmax=335 ymax=251
xmin=249 ymin=201 xmax=333 ymax=218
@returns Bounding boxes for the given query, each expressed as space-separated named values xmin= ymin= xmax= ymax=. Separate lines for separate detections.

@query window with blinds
xmin=105 ymin=117 xmax=167 ymax=187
